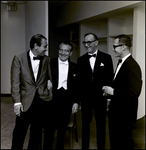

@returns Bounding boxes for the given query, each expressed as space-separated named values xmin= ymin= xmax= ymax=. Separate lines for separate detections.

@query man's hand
xmin=72 ymin=103 xmax=79 ymax=114
xmin=14 ymin=103 xmax=23 ymax=117
xmin=47 ymin=80 xmax=53 ymax=90
xmin=102 ymin=86 xmax=114 ymax=96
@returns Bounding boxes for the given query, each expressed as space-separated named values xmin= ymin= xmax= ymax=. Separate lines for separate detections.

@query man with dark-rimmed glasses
xmin=74 ymin=33 xmax=114 ymax=149
xmin=102 ymin=34 xmax=142 ymax=149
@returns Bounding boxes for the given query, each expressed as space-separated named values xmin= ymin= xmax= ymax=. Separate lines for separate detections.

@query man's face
xmin=113 ymin=38 xmax=124 ymax=58
xmin=58 ymin=43 xmax=72 ymax=62
xmin=36 ymin=38 xmax=48 ymax=56
xmin=83 ymin=34 xmax=98 ymax=54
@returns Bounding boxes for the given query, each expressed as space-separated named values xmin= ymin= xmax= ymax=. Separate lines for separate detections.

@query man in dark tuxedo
xmin=75 ymin=33 xmax=114 ymax=149
xmin=11 ymin=34 xmax=52 ymax=149
xmin=45 ymin=41 xmax=78 ymax=149
xmin=102 ymin=34 xmax=142 ymax=149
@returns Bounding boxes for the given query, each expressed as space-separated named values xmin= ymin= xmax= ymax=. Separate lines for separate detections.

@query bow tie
xmin=33 ymin=56 xmax=41 ymax=60
xmin=88 ymin=54 xmax=96 ymax=58
xmin=117 ymin=59 xmax=122 ymax=67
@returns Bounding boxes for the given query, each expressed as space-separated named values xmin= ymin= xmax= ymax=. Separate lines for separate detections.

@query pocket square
xmin=100 ymin=63 xmax=104 ymax=66
xmin=73 ymin=74 xmax=76 ymax=77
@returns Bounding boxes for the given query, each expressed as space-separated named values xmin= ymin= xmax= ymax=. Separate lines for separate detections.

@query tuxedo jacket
xmin=76 ymin=50 xmax=114 ymax=107
xmin=11 ymin=50 xmax=52 ymax=112
xmin=109 ymin=55 xmax=142 ymax=123
xmin=50 ymin=57 xmax=77 ymax=102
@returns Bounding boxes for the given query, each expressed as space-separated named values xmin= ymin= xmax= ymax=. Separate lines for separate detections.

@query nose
xmin=85 ymin=43 xmax=89 ymax=47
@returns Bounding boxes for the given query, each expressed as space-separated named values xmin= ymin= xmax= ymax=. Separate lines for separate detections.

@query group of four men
xmin=10 ymin=33 xmax=142 ymax=149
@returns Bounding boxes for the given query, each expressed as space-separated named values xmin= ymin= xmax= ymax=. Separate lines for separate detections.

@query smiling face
xmin=113 ymin=38 xmax=125 ymax=59
xmin=83 ymin=34 xmax=98 ymax=54
xmin=58 ymin=43 xmax=72 ymax=62
xmin=34 ymin=38 xmax=48 ymax=56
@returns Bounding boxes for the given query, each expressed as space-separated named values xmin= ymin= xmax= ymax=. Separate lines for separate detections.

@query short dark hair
xmin=58 ymin=41 xmax=73 ymax=51
xmin=115 ymin=34 xmax=132 ymax=49
xmin=84 ymin=33 xmax=98 ymax=41
xmin=30 ymin=34 xmax=47 ymax=49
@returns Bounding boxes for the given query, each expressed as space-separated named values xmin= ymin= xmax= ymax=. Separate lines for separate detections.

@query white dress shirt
xmin=88 ymin=49 xmax=98 ymax=71
xmin=29 ymin=50 xmax=40 ymax=81
xmin=57 ymin=58 xmax=69 ymax=90
xmin=114 ymin=53 xmax=131 ymax=80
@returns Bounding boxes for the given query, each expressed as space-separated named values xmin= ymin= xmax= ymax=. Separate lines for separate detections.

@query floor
xmin=1 ymin=96 xmax=145 ymax=149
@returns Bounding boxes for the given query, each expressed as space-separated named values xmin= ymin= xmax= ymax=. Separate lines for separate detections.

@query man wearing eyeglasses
xmin=75 ymin=33 xmax=114 ymax=149
xmin=102 ymin=34 xmax=142 ymax=149
xmin=44 ymin=41 xmax=78 ymax=149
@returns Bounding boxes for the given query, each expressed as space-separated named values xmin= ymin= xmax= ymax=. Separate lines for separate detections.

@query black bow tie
xmin=117 ymin=59 xmax=122 ymax=66
xmin=33 ymin=56 xmax=41 ymax=60
xmin=88 ymin=54 xmax=96 ymax=58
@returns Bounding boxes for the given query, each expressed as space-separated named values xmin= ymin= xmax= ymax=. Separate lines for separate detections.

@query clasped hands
xmin=102 ymin=86 xmax=114 ymax=96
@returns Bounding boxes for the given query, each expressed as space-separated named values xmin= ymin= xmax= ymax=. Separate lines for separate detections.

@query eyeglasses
xmin=59 ymin=49 xmax=70 ymax=53
xmin=82 ymin=40 xmax=96 ymax=46
xmin=113 ymin=44 xmax=125 ymax=49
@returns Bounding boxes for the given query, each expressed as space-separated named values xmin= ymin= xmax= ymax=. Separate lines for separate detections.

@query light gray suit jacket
xmin=11 ymin=50 xmax=52 ymax=112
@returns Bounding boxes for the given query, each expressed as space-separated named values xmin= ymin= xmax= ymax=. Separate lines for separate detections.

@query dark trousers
xmin=108 ymin=112 xmax=134 ymax=149
xmin=11 ymin=94 xmax=48 ymax=150
xmin=81 ymin=100 xmax=107 ymax=149
xmin=44 ymin=87 xmax=72 ymax=149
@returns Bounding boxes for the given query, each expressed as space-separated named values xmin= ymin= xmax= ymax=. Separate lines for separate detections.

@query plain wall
xmin=1 ymin=1 xmax=48 ymax=94
xmin=25 ymin=1 xmax=48 ymax=54
xmin=1 ymin=4 xmax=25 ymax=94
xmin=133 ymin=6 xmax=145 ymax=119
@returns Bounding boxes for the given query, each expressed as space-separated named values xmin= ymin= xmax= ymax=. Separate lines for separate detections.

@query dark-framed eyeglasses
xmin=59 ymin=49 xmax=70 ymax=53
xmin=82 ymin=40 xmax=96 ymax=46
xmin=113 ymin=44 xmax=125 ymax=49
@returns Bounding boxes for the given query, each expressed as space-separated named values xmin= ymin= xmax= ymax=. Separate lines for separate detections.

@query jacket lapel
xmin=93 ymin=50 xmax=101 ymax=73
xmin=85 ymin=53 xmax=93 ymax=73
xmin=114 ymin=55 xmax=132 ymax=81
xmin=36 ymin=57 xmax=43 ymax=82
xmin=27 ymin=51 xmax=35 ymax=83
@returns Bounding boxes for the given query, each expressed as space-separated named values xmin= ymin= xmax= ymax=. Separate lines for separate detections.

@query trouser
xmin=11 ymin=95 xmax=48 ymax=150
xmin=81 ymin=103 xmax=107 ymax=149
xmin=44 ymin=87 xmax=72 ymax=149
xmin=108 ymin=113 xmax=134 ymax=149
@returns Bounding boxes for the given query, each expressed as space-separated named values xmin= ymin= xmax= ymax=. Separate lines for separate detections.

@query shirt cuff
xmin=14 ymin=102 xmax=22 ymax=107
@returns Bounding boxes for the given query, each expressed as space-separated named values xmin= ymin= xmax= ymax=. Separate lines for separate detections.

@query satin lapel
xmin=114 ymin=55 xmax=132 ymax=81
xmin=27 ymin=51 xmax=35 ymax=83
xmin=55 ymin=58 xmax=59 ymax=88
xmin=85 ymin=53 xmax=92 ymax=73
xmin=93 ymin=50 xmax=101 ymax=73
xmin=36 ymin=57 xmax=43 ymax=82
xmin=67 ymin=61 xmax=72 ymax=88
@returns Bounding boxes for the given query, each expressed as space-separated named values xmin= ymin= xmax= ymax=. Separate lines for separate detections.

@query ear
xmin=69 ymin=51 xmax=73 ymax=56
xmin=123 ymin=45 xmax=127 ymax=51
xmin=34 ymin=43 xmax=38 ymax=49
xmin=95 ymin=41 xmax=98 ymax=46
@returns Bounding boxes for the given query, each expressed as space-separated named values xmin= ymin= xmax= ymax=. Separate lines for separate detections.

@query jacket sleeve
xmin=114 ymin=63 xmax=142 ymax=100
xmin=10 ymin=55 xmax=21 ymax=104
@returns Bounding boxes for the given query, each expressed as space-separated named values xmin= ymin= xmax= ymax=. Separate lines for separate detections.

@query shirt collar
xmin=58 ymin=58 xmax=68 ymax=65
xmin=121 ymin=53 xmax=131 ymax=63
xmin=88 ymin=49 xmax=98 ymax=55
xmin=29 ymin=50 xmax=37 ymax=60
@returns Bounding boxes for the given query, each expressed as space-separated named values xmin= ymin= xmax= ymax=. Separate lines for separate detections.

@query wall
xmin=25 ymin=1 xmax=48 ymax=55
xmin=1 ymin=1 xmax=49 ymax=94
xmin=56 ymin=1 xmax=142 ymax=27
xmin=133 ymin=6 xmax=145 ymax=119
xmin=1 ymin=4 xmax=25 ymax=94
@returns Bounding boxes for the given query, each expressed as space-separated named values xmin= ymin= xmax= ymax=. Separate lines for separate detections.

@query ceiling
xmin=1 ymin=1 xmax=27 ymax=4
xmin=49 ymin=1 xmax=69 ymax=8
xmin=1 ymin=1 xmax=69 ymax=7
